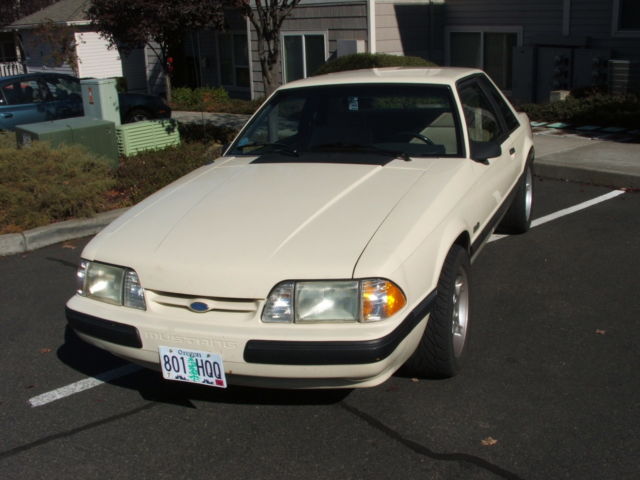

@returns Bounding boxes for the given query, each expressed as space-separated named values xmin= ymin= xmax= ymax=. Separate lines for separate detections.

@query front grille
xmin=147 ymin=290 xmax=260 ymax=314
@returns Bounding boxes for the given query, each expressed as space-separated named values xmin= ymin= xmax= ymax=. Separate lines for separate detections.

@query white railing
xmin=0 ymin=61 xmax=25 ymax=77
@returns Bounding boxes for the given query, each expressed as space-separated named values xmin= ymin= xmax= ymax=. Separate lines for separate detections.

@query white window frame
xmin=445 ymin=26 xmax=523 ymax=69
xmin=612 ymin=0 xmax=640 ymax=38
xmin=445 ymin=26 xmax=522 ymax=92
xmin=281 ymin=31 xmax=328 ymax=83
xmin=216 ymin=31 xmax=250 ymax=90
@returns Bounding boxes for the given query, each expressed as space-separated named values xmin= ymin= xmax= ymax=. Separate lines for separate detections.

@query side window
xmin=44 ymin=77 xmax=81 ymax=100
xmin=480 ymin=76 xmax=520 ymax=133
xmin=238 ymin=96 xmax=306 ymax=148
xmin=1 ymin=80 xmax=48 ymax=105
xmin=457 ymin=80 xmax=503 ymax=143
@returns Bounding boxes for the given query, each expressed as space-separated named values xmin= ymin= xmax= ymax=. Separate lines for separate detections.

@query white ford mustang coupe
xmin=66 ymin=68 xmax=534 ymax=389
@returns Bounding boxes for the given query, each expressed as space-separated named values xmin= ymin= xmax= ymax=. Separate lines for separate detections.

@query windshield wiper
xmin=236 ymin=142 xmax=299 ymax=157
xmin=309 ymin=143 xmax=410 ymax=161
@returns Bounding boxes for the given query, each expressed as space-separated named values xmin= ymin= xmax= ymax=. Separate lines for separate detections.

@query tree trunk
xmin=164 ymin=72 xmax=172 ymax=102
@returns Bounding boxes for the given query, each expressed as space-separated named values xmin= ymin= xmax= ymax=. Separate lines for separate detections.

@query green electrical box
xmin=15 ymin=117 xmax=119 ymax=166
xmin=81 ymin=78 xmax=121 ymax=126
xmin=116 ymin=119 xmax=181 ymax=157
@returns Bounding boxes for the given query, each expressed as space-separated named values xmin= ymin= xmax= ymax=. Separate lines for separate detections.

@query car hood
xmin=83 ymin=156 xmax=430 ymax=298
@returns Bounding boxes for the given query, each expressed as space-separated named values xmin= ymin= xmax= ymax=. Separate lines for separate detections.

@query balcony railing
xmin=0 ymin=61 xmax=25 ymax=77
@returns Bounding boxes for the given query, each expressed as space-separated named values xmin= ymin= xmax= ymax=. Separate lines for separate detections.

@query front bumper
xmin=65 ymin=290 xmax=435 ymax=388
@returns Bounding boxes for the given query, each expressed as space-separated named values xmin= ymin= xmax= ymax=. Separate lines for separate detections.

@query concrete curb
xmin=0 ymin=208 xmax=128 ymax=257
xmin=534 ymin=161 xmax=640 ymax=189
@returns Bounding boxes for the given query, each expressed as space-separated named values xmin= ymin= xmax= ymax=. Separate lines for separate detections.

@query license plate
xmin=159 ymin=346 xmax=227 ymax=388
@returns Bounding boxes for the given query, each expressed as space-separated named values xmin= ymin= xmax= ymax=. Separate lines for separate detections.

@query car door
xmin=0 ymin=77 xmax=50 ymax=129
xmin=456 ymin=75 xmax=522 ymax=246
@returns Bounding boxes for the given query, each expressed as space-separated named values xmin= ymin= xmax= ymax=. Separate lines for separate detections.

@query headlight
xmin=262 ymin=279 xmax=406 ymax=323
xmin=76 ymin=260 xmax=146 ymax=310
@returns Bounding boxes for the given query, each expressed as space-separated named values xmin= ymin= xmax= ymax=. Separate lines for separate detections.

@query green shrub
xmin=178 ymin=122 xmax=239 ymax=145
xmin=312 ymin=53 xmax=437 ymax=76
xmin=171 ymin=86 xmax=261 ymax=115
xmin=171 ymin=87 xmax=231 ymax=110
xmin=115 ymin=142 xmax=210 ymax=203
xmin=171 ymin=87 xmax=200 ymax=109
xmin=0 ymin=130 xmax=15 ymax=149
xmin=519 ymin=93 xmax=640 ymax=128
xmin=0 ymin=142 xmax=114 ymax=233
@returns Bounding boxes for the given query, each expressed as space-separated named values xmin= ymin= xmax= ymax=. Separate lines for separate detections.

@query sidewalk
xmin=1 ymin=115 xmax=638 ymax=256
xmin=533 ymin=128 xmax=640 ymax=190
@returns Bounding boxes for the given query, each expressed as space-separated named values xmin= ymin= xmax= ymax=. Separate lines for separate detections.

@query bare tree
xmin=88 ymin=0 xmax=227 ymax=100
xmin=234 ymin=0 xmax=302 ymax=96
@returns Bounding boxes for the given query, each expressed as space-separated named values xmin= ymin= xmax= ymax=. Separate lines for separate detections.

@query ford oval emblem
xmin=189 ymin=301 xmax=209 ymax=313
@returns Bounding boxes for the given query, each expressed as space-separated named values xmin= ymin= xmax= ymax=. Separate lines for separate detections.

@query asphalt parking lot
xmin=0 ymin=177 xmax=638 ymax=480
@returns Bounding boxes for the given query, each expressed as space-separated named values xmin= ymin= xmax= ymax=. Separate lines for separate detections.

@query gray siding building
xmin=4 ymin=0 xmax=638 ymax=103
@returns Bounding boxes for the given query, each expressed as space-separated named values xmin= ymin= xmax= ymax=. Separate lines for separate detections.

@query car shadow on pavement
xmin=57 ymin=327 xmax=352 ymax=407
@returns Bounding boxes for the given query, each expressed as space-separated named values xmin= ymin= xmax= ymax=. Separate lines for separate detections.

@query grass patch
xmin=0 ymin=130 xmax=15 ymax=149
xmin=0 ymin=120 xmax=242 ymax=234
xmin=114 ymin=142 xmax=210 ymax=204
xmin=171 ymin=86 xmax=262 ymax=114
xmin=0 ymin=142 xmax=114 ymax=233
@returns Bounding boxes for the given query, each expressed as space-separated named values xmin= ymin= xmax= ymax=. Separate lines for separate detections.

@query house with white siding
xmin=2 ymin=0 xmax=153 ymax=94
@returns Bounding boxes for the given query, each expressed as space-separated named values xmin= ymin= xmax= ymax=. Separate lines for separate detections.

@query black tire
xmin=124 ymin=108 xmax=153 ymax=123
xmin=405 ymin=244 xmax=471 ymax=378
xmin=498 ymin=156 xmax=534 ymax=234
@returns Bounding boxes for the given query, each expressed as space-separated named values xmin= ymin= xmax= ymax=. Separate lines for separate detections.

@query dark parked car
xmin=0 ymin=72 xmax=171 ymax=130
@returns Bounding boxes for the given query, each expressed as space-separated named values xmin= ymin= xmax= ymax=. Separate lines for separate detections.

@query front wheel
xmin=405 ymin=244 xmax=471 ymax=378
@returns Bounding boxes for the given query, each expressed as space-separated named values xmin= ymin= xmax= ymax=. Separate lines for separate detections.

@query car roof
xmin=278 ymin=67 xmax=484 ymax=91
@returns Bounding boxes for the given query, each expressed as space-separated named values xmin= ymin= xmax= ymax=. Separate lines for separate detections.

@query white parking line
xmin=490 ymin=189 xmax=625 ymax=242
xmin=529 ymin=189 xmax=625 ymax=227
xmin=28 ymin=189 xmax=626 ymax=408
xmin=28 ymin=364 xmax=142 ymax=407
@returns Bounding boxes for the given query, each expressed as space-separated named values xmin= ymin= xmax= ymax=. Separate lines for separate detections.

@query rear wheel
xmin=124 ymin=108 xmax=152 ymax=123
xmin=405 ymin=244 xmax=471 ymax=378
xmin=498 ymin=158 xmax=534 ymax=234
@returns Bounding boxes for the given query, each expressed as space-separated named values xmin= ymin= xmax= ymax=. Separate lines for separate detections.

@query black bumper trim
xmin=243 ymin=289 xmax=437 ymax=365
xmin=66 ymin=307 xmax=143 ymax=348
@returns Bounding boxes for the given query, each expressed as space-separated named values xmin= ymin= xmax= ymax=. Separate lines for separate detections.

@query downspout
xmin=367 ymin=0 xmax=376 ymax=53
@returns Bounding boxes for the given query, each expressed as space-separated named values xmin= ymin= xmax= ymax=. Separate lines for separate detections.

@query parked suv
xmin=0 ymin=73 xmax=171 ymax=130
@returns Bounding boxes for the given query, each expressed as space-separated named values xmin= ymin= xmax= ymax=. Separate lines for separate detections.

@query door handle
xmin=0 ymin=113 xmax=13 ymax=118
xmin=509 ymin=147 xmax=516 ymax=155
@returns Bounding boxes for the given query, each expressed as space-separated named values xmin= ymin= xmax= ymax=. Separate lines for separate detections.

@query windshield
xmin=228 ymin=84 xmax=462 ymax=162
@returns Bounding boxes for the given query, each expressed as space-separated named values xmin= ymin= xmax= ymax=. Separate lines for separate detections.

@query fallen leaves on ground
xmin=481 ymin=437 xmax=498 ymax=446
xmin=595 ymin=329 xmax=606 ymax=335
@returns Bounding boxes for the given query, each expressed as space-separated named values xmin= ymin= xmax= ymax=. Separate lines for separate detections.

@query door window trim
xmin=457 ymin=74 xmax=514 ymax=146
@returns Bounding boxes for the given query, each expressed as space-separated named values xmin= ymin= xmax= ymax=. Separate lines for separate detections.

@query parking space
xmin=0 ymin=177 xmax=638 ymax=479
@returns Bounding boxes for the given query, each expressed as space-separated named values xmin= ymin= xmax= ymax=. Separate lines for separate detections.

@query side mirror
xmin=470 ymin=140 xmax=501 ymax=163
